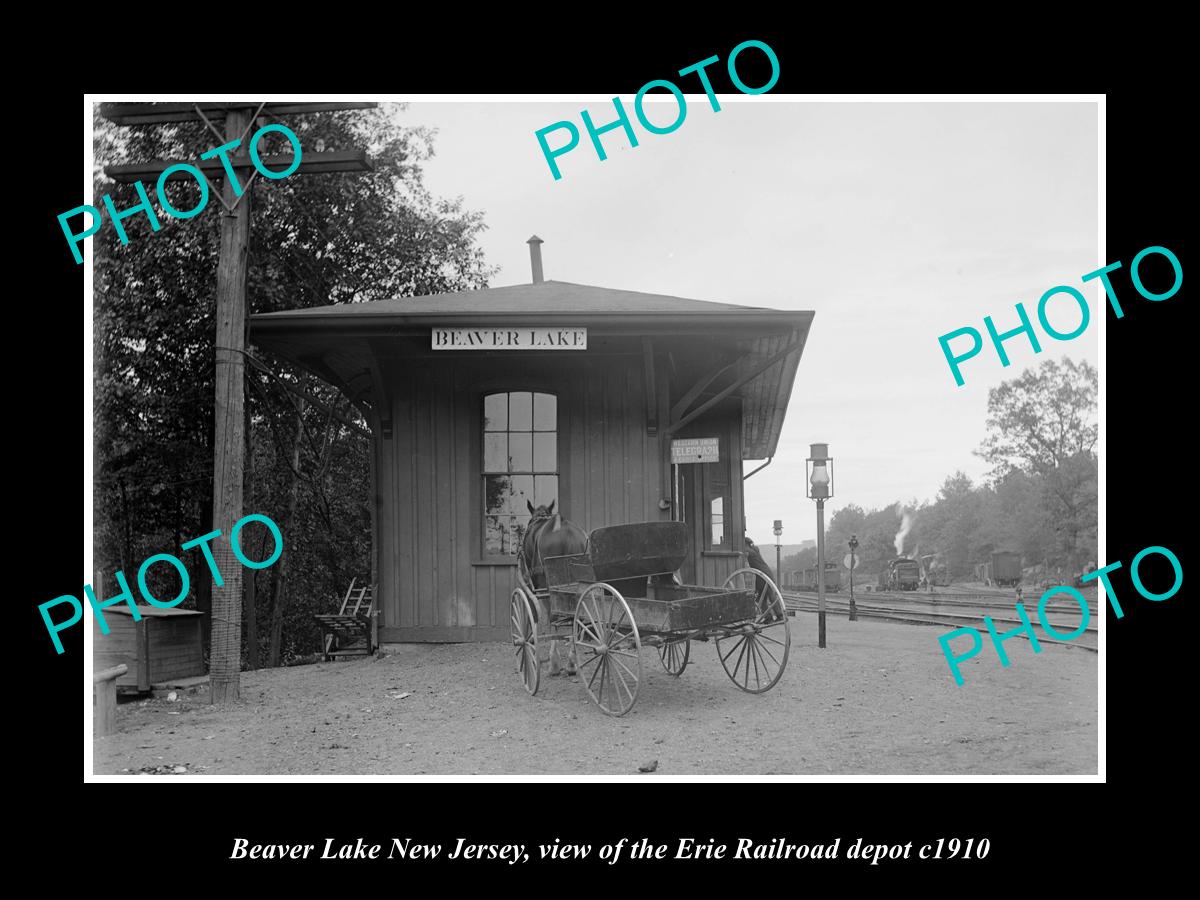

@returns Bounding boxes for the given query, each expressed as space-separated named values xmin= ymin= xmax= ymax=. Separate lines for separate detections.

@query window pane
xmin=483 ymin=433 xmax=507 ymax=472
xmin=533 ymin=393 xmax=556 ymax=431
xmin=510 ymin=392 xmax=532 ymax=431
xmin=505 ymin=517 xmax=529 ymax=556
xmin=483 ymin=393 xmax=507 ymax=431
xmin=484 ymin=516 xmax=503 ymax=555
xmin=485 ymin=475 xmax=510 ymax=515
xmin=534 ymin=475 xmax=558 ymax=509
xmin=533 ymin=432 xmax=556 ymax=472
xmin=711 ymin=496 xmax=725 ymax=548
xmin=509 ymin=475 xmax=534 ymax=515
xmin=508 ymin=432 xmax=532 ymax=472
xmin=482 ymin=391 xmax=558 ymax=557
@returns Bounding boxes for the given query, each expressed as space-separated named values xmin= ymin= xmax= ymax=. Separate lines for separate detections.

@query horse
xmin=520 ymin=499 xmax=588 ymax=591
xmin=519 ymin=499 xmax=588 ymax=675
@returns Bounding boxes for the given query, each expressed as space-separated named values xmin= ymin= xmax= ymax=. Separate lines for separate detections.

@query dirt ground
xmin=92 ymin=616 xmax=1098 ymax=776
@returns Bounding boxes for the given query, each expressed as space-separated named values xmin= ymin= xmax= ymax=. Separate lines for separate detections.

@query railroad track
xmin=787 ymin=587 xmax=1098 ymax=616
xmin=782 ymin=590 xmax=1098 ymax=652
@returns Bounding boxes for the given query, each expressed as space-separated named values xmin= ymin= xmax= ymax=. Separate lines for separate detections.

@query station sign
xmin=431 ymin=327 xmax=587 ymax=350
xmin=671 ymin=437 xmax=720 ymax=464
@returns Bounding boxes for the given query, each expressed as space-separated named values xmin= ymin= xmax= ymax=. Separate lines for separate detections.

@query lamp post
xmin=806 ymin=443 xmax=833 ymax=649
xmin=848 ymin=534 xmax=859 ymax=622
xmin=773 ymin=520 xmax=783 ymax=586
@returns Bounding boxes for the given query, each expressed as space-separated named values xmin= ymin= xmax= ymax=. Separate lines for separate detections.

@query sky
xmin=405 ymin=99 xmax=1099 ymax=546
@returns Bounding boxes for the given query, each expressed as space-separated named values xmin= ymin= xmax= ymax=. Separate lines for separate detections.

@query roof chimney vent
xmin=527 ymin=235 xmax=545 ymax=284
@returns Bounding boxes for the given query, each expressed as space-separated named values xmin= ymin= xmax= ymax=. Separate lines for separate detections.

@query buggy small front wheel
xmin=659 ymin=639 xmax=690 ymax=676
xmin=573 ymin=583 xmax=642 ymax=716
xmin=511 ymin=588 xmax=540 ymax=696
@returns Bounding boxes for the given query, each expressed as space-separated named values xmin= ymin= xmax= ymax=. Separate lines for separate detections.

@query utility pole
xmin=208 ymin=106 xmax=252 ymax=703
xmin=101 ymin=102 xmax=375 ymax=703
xmin=806 ymin=443 xmax=833 ymax=649
xmin=815 ymin=501 xmax=826 ymax=648
xmin=848 ymin=533 xmax=858 ymax=622
xmin=773 ymin=520 xmax=783 ymax=586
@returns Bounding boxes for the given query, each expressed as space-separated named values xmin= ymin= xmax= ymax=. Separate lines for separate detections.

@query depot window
xmin=705 ymin=456 xmax=731 ymax=550
xmin=482 ymin=391 xmax=558 ymax=557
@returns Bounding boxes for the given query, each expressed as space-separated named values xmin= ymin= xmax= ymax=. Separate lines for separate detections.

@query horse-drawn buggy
xmin=511 ymin=510 xmax=792 ymax=717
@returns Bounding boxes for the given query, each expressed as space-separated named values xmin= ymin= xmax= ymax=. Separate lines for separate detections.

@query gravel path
xmin=93 ymin=616 xmax=1097 ymax=776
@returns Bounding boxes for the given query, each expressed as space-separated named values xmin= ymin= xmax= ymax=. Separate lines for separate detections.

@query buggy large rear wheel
xmin=716 ymin=568 xmax=790 ymax=694
xmin=516 ymin=552 xmax=537 ymax=598
xmin=573 ymin=583 xmax=642 ymax=716
xmin=659 ymin=639 xmax=690 ymax=676
xmin=511 ymin=588 xmax=540 ymax=696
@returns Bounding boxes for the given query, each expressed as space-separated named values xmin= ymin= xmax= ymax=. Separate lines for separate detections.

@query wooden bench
xmin=314 ymin=579 xmax=377 ymax=661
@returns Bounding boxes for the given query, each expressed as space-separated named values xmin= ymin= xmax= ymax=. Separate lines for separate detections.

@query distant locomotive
xmin=880 ymin=557 xmax=921 ymax=591
xmin=795 ymin=562 xmax=841 ymax=592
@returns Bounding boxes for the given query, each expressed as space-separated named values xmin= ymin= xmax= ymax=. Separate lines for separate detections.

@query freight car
xmin=990 ymin=551 xmax=1022 ymax=587
xmin=800 ymin=562 xmax=841 ymax=593
xmin=880 ymin=557 xmax=921 ymax=591
xmin=974 ymin=552 xmax=1023 ymax=586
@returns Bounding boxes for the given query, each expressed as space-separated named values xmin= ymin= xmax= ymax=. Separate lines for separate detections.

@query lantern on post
xmin=805 ymin=443 xmax=834 ymax=648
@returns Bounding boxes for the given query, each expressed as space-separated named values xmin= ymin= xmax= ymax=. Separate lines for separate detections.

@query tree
xmin=780 ymin=547 xmax=817 ymax=583
xmin=94 ymin=105 xmax=497 ymax=673
xmin=826 ymin=503 xmax=867 ymax=559
xmin=977 ymin=358 xmax=1097 ymax=477
xmin=976 ymin=358 xmax=1098 ymax=572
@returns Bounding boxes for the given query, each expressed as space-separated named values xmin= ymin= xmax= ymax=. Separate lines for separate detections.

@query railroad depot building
xmin=251 ymin=240 xmax=813 ymax=643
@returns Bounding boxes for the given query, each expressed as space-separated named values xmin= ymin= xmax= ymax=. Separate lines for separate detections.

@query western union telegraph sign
xmin=431 ymin=327 xmax=588 ymax=350
xmin=671 ymin=437 xmax=720 ymax=463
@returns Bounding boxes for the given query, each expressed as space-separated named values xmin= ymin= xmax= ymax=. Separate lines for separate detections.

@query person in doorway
xmin=744 ymin=536 xmax=783 ymax=622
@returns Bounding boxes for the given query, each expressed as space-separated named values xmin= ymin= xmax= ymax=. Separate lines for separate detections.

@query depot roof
xmin=254 ymin=280 xmax=791 ymax=321
xmin=251 ymin=280 xmax=814 ymax=459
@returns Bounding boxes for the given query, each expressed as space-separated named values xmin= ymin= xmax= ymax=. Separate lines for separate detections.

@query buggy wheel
xmin=716 ymin=568 xmax=791 ymax=694
xmin=659 ymin=639 xmax=690 ymax=676
xmin=511 ymin=588 xmax=540 ymax=696
xmin=573 ymin=583 xmax=642 ymax=717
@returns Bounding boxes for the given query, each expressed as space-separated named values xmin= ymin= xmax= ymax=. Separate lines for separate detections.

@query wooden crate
xmin=93 ymin=606 xmax=205 ymax=691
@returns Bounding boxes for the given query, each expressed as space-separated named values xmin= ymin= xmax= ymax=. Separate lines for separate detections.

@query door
xmin=673 ymin=433 xmax=733 ymax=585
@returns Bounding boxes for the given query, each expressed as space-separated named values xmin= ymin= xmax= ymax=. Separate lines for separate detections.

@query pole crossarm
xmin=99 ymin=102 xmax=378 ymax=125
xmin=104 ymin=150 xmax=372 ymax=184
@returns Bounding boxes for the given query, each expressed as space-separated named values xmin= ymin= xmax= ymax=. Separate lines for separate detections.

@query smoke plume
xmin=894 ymin=509 xmax=913 ymax=556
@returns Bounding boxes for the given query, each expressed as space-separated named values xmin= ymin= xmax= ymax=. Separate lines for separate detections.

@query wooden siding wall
xmin=376 ymin=354 xmax=679 ymax=643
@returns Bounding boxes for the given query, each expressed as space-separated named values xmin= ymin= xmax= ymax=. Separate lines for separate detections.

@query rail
xmin=783 ymin=590 xmax=1098 ymax=653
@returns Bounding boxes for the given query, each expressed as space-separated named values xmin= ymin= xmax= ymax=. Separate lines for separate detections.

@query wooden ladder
xmin=314 ymin=578 xmax=377 ymax=661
